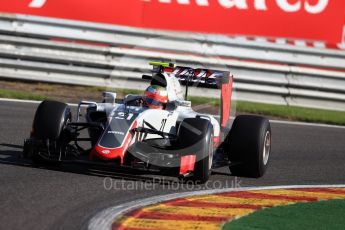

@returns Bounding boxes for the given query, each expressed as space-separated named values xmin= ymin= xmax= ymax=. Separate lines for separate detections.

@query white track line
xmin=88 ymin=184 xmax=345 ymax=230
xmin=0 ymin=98 xmax=41 ymax=104
xmin=1 ymin=98 xmax=344 ymax=129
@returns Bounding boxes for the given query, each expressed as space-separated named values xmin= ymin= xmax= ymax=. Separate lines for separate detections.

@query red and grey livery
xmin=23 ymin=62 xmax=271 ymax=183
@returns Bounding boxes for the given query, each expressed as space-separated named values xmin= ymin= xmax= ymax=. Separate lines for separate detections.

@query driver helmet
xmin=144 ymin=85 xmax=168 ymax=109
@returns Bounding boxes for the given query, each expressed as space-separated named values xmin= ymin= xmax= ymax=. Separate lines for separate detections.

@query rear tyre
xmin=178 ymin=118 xmax=213 ymax=184
xmin=226 ymin=115 xmax=271 ymax=178
xmin=30 ymin=100 xmax=71 ymax=165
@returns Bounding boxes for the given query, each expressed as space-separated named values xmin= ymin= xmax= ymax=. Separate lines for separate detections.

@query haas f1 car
xmin=23 ymin=62 xmax=271 ymax=183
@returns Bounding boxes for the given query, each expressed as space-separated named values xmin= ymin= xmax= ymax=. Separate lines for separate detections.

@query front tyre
xmin=226 ymin=115 xmax=271 ymax=178
xmin=29 ymin=100 xmax=71 ymax=165
xmin=178 ymin=118 xmax=214 ymax=184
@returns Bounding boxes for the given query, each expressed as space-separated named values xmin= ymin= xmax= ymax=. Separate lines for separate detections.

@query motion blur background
xmin=0 ymin=0 xmax=344 ymax=117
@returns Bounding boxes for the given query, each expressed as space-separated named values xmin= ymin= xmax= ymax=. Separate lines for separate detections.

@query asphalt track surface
xmin=0 ymin=100 xmax=344 ymax=230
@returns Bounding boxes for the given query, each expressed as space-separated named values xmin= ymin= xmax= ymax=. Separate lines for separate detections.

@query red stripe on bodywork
xmin=92 ymin=121 xmax=137 ymax=163
xmin=213 ymin=136 xmax=220 ymax=147
xmin=220 ymin=191 xmax=318 ymax=202
xmin=179 ymin=155 xmax=196 ymax=175
xmin=221 ymin=76 xmax=233 ymax=128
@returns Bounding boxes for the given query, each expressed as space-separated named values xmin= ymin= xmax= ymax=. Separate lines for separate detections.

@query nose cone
xmin=92 ymin=145 xmax=125 ymax=161
xmin=92 ymin=120 xmax=137 ymax=163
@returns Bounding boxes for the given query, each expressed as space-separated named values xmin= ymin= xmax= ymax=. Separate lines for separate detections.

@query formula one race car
xmin=23 ymin=61 xmax=271 ymax=183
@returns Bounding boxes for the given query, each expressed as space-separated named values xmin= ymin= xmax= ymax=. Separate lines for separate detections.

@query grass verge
xmin=234 ymin=101 xmax=345 ymax=125
xmin=222 ymin=199 xmax=345 ymax=230
xmin=0 ymin=89 xmax=48 ymax=101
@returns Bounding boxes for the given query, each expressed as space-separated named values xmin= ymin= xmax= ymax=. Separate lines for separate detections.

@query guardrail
xmin=0 ymin=14 xmax=344 ymax=111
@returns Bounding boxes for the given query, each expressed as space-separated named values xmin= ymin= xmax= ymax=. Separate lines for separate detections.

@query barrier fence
xmin=0 ymin=14 xmax=344 ymax=111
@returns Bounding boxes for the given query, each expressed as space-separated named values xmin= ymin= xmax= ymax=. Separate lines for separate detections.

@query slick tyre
xmin=31 ymin=100 xmax=71 ymax=165
xmin=178 ymin=118 xmax=214 ymax=184
xmin=226 ymin=115 xmax=271 ymax=178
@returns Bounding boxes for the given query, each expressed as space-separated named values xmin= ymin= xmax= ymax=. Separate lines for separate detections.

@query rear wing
xmin=149 ymin=61 xmax=234 ymax=129
xmin=149 ymin=61 xmax=230 ymax=88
